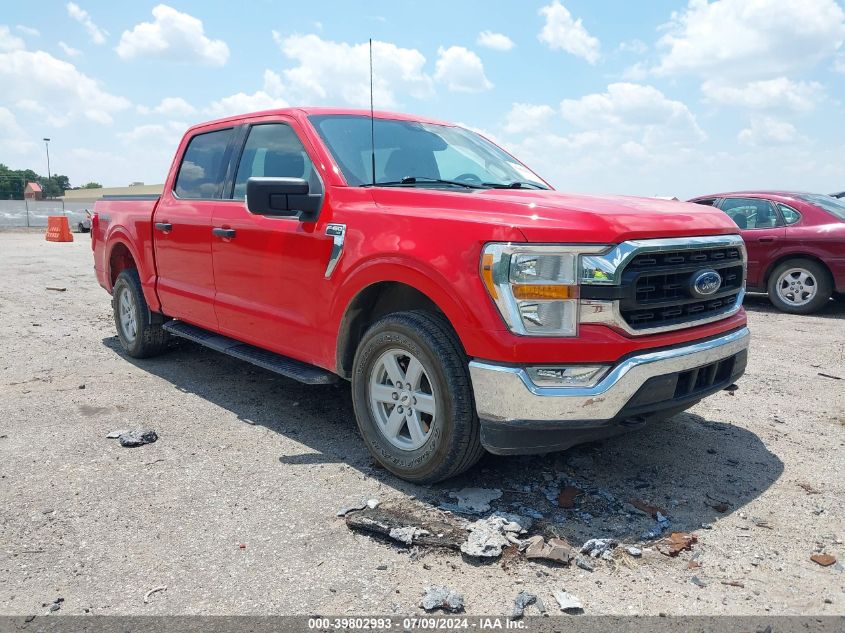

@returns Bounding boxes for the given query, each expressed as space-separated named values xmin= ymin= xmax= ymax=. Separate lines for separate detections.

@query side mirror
xmin=245 ymin=177 xmax=323 ymax=220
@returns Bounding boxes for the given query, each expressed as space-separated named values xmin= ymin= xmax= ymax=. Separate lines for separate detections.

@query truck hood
xmin=370 ymin=188 xmax=738 ymax=243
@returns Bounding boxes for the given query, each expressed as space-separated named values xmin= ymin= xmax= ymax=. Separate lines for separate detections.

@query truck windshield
xmin=309 ymin=114 xmax=549 ymax=190
xmin=798 ymin=193 xmax=845 ymax=221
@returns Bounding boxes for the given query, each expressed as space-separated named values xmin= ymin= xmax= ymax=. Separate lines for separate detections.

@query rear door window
xmin=777 ymin=203 xmax=801 ymax=225
xmin=720 ymin=197 xmax=782 ymax=230
xmin=174 ymin=128 xmax=234 ymax=199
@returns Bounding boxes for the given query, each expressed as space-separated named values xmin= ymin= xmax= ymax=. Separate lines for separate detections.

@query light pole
xmin=43 ymin=138 xmax=51 ymax=198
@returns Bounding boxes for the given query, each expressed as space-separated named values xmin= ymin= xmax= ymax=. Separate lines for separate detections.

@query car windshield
xmin=798 ymin=193 xmax=845 ymax=221
xmin=308 ymin=114 xmax=549 ymax=190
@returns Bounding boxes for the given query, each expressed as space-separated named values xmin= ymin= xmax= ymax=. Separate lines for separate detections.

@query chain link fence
xmin=0 ymin=200 xmax=94 ymax=229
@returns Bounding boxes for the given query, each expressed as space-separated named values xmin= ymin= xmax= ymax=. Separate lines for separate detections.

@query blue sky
xmin=1 ymin=0 xmax=844 ymax=198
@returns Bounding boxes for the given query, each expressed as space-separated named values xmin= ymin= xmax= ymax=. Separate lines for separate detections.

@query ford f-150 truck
xmin=92 ymin=107 xmax=750 ymax=483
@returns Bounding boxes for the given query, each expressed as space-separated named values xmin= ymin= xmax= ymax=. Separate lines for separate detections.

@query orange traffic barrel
xmin=45 ymin=216 xmax=74 ymax=242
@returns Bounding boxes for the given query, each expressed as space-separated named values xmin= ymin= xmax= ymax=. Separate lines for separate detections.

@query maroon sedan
xmin=689 ymin=191 xmax=845 ymax=314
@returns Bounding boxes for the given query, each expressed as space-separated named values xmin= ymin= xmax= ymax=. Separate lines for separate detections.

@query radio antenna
xmin=369 ymin=38 xmax=376 ymax=186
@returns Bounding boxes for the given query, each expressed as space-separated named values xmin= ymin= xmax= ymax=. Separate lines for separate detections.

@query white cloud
xmin=138 ymin=96 xmax=197 ymax=117
xmin=118 ymin=121 xmax=185 ymax=146
xmin=618 ymin=39 xmax=647 ymax=55
xmin=66 ymin=2 xmax=107 ymax=45
xmin=206 ymin=70 xmax=288 ymax=117
xmin=738 ymin=116 xmax=802 ymax=145
xmin=273 ymin=33 xmax=433 ymax=107
xmin=503 ymin=103 xmax=555 ymax=135
xmin=0 ymin=106 xmax=36 ymax=154
xmin=538 ymin=1 xmax=600 ymax=64
xmin=16 ymin=25 xmax=40 ymax=37
xmin=655 ymin=0 xmax=845 ymax=78
xmin=836 ymin=53 xmax=845 ymax=73
xmin=0 ymin=25 xmax=25 ymax=51
xmin=703 ymin=77 xmax=825 ymax=112
xmin=0 ymin=48 xmax=130 ymax=125
xmin=116 ymin=4 xmax=229 ymax=66
xmin=560 ymin=82 xmax=705 ymax=145
xmin=58 ymin=41 xmax=82 ymax=57
xmin=477 ymin=30 xmax=515 ymax=51
xmin=434 ymin=46 xmax=493 ymax=93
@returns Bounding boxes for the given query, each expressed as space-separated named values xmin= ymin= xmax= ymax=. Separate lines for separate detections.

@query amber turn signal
xmin=512 ymin=284 xmax=579 ymax=301
xmin=481 ymin=253 xmax=498 ymax=300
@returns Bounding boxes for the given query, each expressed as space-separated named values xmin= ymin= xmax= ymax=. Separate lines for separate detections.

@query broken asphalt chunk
xmin=345 ymin=501 xmax=466 ymax=550
xmin=420 ymin=586 xmax=464 ymax=613
xmin=511 ymin=591 xmax=537 ymax=619
xmin=580 ymin=538 xmax=617 ymax=558
xmin=117 ymin=429 xmax=157 ymax=447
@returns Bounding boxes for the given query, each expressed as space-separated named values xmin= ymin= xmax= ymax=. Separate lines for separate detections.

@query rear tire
xmin=112 ymin=269 xmax=169 ymax=358
xmin=767 ymin=259 xmax=832 ymax=314
xmin=351 ymin=310 xmax=484 ymax=483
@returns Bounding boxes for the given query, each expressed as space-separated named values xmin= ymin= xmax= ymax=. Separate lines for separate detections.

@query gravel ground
xmin=0 ymin=229 xmax=843 ymax=616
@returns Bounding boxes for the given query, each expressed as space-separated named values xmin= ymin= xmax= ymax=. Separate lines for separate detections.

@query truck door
xmin=718 ymin=197 xmax=785 ymax=288
xmin=153 ymin=126 xmax=236 ymax=330
xmin=210 ymin=119 xmax=335 ymax=364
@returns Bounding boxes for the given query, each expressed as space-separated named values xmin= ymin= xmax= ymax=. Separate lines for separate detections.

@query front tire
xmin=351 ymin=311 xmax=484 ymax=483
xmin=112 ymin=269 xmax=169 ymax=358
xmin=767 ymin=259 xmax=832 ymax=314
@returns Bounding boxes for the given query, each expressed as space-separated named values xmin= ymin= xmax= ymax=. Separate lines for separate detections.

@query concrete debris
xmin=388 ymin=526 xmax=430 ymax=545
xmin=106 ymin=429 xmax=129 ymax=439
xmin=420 ymin=586 xmax=464 ymax=613
xmin=461 ymin=518 xmax=510 ymax=558
xmin=625 ymin=546 xmax=643 ymax=557
xmin=552 ymin=589 xmax=583 ymax=614
xmin=116 ymin=429 xmax=157 ymax=447
xmin=525 ymin=535 xmax=572 ymax=565
xmin=580 ymin=538 xmax=617 ymax=558
xmin=511 ymin=591 xmax=537 ymax=619
xmin=366 ymin=498 xmax=380 ymax=509
xmin=459 ymin=512 xmax=534 ymax=558
xmin=447 ymin=488 xmax=502 ymax=514
xmin=575 ymin=557 xmax=594 ymax=572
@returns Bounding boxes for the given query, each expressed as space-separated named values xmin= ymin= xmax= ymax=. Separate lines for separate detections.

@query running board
xmin=163 ymin=320 xmax=338 ymax=385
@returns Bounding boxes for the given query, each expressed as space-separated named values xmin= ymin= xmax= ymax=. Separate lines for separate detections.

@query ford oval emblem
xmin=691 ymin=269 xmax=722 ymax=298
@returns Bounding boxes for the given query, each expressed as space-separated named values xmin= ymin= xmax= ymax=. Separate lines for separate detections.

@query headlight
xmin=481 ymin=243 xmax=609 ymax=336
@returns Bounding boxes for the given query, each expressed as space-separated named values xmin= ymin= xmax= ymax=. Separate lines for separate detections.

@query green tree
xmin=81 ymin=182 xmax=103 ymax=189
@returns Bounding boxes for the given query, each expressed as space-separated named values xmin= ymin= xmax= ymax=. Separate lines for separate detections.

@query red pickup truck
xmin=92 ymin=107 xmax=750 ymax=483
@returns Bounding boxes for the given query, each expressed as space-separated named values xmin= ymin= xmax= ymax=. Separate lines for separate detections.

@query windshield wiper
xmin=362 ymin=176 xmax=484 ymax=189
xmin=482 ymin=181 xmax=548 ymax=190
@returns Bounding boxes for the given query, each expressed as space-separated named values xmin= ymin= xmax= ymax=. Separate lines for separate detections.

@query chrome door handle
xmin=212 ymin=227 xmax=236 ymax=239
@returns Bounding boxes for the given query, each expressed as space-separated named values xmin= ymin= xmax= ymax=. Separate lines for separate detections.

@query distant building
xmin=24 ymin=182 xmax=43 ymax=200
xmin=61 ymin=183 xmax=164 ymax=203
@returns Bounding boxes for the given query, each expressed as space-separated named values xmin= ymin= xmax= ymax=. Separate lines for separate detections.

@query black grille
xmin=674 ymin=356 xmax=736 ymax=399
xmin=620 ymin=246 xmax=744 ymax=330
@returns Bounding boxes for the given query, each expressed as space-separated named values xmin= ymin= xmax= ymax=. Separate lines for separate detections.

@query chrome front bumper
xmin=469 ymin=327 xmax=750 ymax=424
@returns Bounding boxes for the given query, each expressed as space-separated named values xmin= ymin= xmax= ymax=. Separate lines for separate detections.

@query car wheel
xmin=351 ymin=310 xmax=484 ymax=483
xmin=767 ymin=259 xmax=832 ymax=314
xmin=112 ymin=269 xmax=169 ymax=358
